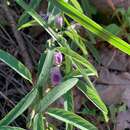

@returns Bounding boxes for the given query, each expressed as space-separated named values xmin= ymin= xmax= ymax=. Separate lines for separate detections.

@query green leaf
xmin=47 ymin=0 xmax=54 ymax=13
xmin=48 ymin=6 xmax=61 ymax=25
xmin=65 ymin=30 xmax=88 ymax=56
xmin=0 ymin=88 xmax=37 ymax=126
xmin=57 ymin=47 xmax=97 ymax=76
xmin=81 ymin=0 xmax=97 ymax=16
xmin=64 ymin=90 xmax=74 ymax=130
xmin=77 ymin=81 xmax=108 ymax=121
xmin=18 ymin=0 xmax=42 ymax=26
xmin=127 ymin=7 xmax=130 ymax=16
xmin=47 ymin=108 xmax=97 ymax=130
xmin=46 ymin=124 xmax=57 ymax=130
xmin=70 ymin=0 xmax=83 ymax=13
xmin=64 ymin=56 xmax=74 ymax=130
xmin=105 ymin=24 xmax=121 ymax=35
xmin=53 ymin=0 xmax=130 ymax=55
xmin=37 ymin=78 xmax=78 ymax=112
xmin=65 ymin=55 xmax=72 ymax=75
xmin=33 ymin=113 xmax=45 ymax=130
xmin=18 ymin=20 xmax=38 ymax=30
xmin=115 ymin=8 xmax=126 ymax=18
xmin=36 ymin=49 xmax=54 ymax=97
xmin=86 ymin=41 xmax=100 ymax=64
xmin=15 ymin=0 xmax=73 ymax=48
xmin=0 ymin=126 xmax=25 ymax=130
xmin=15 ymin=0 xmax=60 ymax=44
xmin=65 ymin=68 xmax=95 ymax=79
xmin=75 ymin=62 xmax=108 ymax=121
xmin=0 ymin=49 xmax=32 ymax=83
xmin=37 ymin=53 xmax=46 ymax=76
xmin=47 ymin=0 xmax=61 ymax=25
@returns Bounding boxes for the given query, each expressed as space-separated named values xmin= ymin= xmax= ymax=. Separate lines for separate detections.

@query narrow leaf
xmin=36 ymin=49 xmax=54 ymax=97
xmin=15 ymin=0 xmax=59 ymax=43
xmin=48 ymin=6 xmax=61 ymax=25
xmin=65 ymin=30 xmax=88 ymax=56
xmin=70 ymin=0 xmax=83 ymax=13
xmin=0 ymin=126 xmax=25 ymax=130
xmin=86 ymin=41 xmax=100 ymax=64
xmin=0 ymin=49 xmax=32 ymax=83
xmin=57 ymin=47 xmax=97 ymax=76
xmin=53 ymin=0 xmax=130 ymax=55
xmin=65 ymin=68 xmax=95 ymax=79
xmin=64 ymin=56 xmax=74 ymax=130
xmin=64 ymin=90 xmax=74 ymax=130
xmin=18 ymin=20 xmax=38 ymax=30
xmin=0 ymin=89 xmax=37 ymax=126
xmin=37 ymin=53 xmax=46 ymax=76
xmin=33 ymin=113 xmax=45 ymax=130
xmin=37 ymin=78 xmax=78 ymax=112
xmin=105 ymin=24 xmax=121 ymax=35
xmin=77 ymin=81 xmax=108 ymax=120
xmin=47 ymin=108 xmax=97 ymax=130
xmin=18 ymin=0 xmax=42 ymax=26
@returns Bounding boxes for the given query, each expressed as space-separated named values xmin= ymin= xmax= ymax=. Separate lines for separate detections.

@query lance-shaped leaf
xmin=18 ymin=0 xmax=42 ymax=26
xmin=47 ymin=108 xmax=97 ymax=130
xmin=53 ymin=0 xmax=130 ymax=55
xmin=18 ymin=20 xmax=38 ymax=30
xmin=15 ymin=0 xmax=59 ymax=43
xmin=64 ymin=55 xmax=74 ymax=130
xmin=37 ymin=78 xmax=78 ymax=112
xmin=57 ymin=47 xmax=97 ymax=76
xmin=36 ymin=49 xmax=54 ymax=97
xmin=0 ymin=49 xmax=32 ymax=83
xmin=36 ymin=50 xmax=54 ymax=88
xmin=77 ymin=81 xmax=108 ymax=121
xmin=0 ymin=88 xmax=37 ymax=126
xmin=33 ymin=113 xmax=45 ymax=130
xmin=0 ymin=126 xmax=25 ymax=130
xmin=65 ymin=30 xmax=88 ymax=56
xmin=64 ymin=90 xmax=74 ymax=130
xmin=70 ymin=0 xmax=83 ymax=13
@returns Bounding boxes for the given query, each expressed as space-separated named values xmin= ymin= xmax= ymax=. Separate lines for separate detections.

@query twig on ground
xmin=0 ymin=91 xmax=15 ymax=106
xmin=1 ymin=3 xmax=34 ymax=72
xmin=0 ymin=69 xmax=28 ymax=94
xmin=106 ymin=50 xmax=117 ymax=67
xmin=0 ymin=24 xmax=16 ymax=45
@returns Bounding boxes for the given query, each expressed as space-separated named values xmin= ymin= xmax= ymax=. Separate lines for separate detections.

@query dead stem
xmin=1 ymin=3 xmax=34 ymax=72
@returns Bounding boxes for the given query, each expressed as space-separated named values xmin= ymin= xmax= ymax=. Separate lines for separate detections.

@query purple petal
xmin=51 ymin=67 xmax=62 ymax=86
xmin=54 ymin=51 xmax=63 ymax=65
xmin=55 ymin=16 xmax=64 ymax=29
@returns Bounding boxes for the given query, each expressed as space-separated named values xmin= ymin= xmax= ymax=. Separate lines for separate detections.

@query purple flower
xmin=55 ymin=16 xmax=64 ymax=29
xmin=54 ymin=51 xmax=63 ymax=65
xmin=51 ymin=67 xmax=62 ymax=86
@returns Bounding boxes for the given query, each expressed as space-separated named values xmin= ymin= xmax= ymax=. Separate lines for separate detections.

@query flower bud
xmin=54 ymin=51 xmax=63 ymax=65
xmin=51 ymin=67 xmax=62 ymax=86
xmin=55 ymin=16 xmax=64 ymax=29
